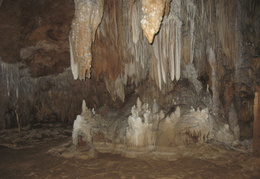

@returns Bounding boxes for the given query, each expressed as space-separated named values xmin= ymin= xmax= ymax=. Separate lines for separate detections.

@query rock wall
xmin=0 ymin=0 xmax=120 ymax=130
xmin=89 ymin=0 xmax=260 ymax=138
xmin=0 ymin=0 xmax=259 ymax=142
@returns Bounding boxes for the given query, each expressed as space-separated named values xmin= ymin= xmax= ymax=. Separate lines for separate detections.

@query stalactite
xmin=140 ymin=0 xmax=166 ymax=43
xmin=157 ymin=57 xmax=163 ymax=90
xmin=70 ymin=0 xmax=104 ymax=80
xmin=151 ymin=55 xmax=160 ymax=89
xmin=174 ymin=17 xmax=182 ymax=80
xmin=208 ymin=47 xmax=220 ymax=114
xmin=114 ymin=76 xmax=125 ymax=102
xmin=164 ymin=0 xmax=172 ymax=16
xmin=91 ymin=0 xmax=184 ymax=99
xmin=187 ymin=0 xmax=196 ymax=63
xmin=120 ymin=0 xmax=151 ymax=90
xmin=89 ymin=0 xmax=246 ymax=117
xmin=69 ymin=32 xmax=79 ymax=80
xmin=104 ymin=76 xmax=125 ymax=102
xmin=131 ymin=1 xmax=141 ymax=44
xmin=152 ymin=0 xmax=182 ymax=89
xmin=169 ymin=23 xmax=175 ymax=81
xmin=0 ymin=61 xmax=19 ymax=99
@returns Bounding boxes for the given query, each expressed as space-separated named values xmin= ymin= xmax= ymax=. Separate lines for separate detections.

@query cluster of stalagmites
xmin=72 ymin=98 xmax=239 ymax=157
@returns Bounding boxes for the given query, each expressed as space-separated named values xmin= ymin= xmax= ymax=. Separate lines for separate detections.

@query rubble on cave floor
xmin=0 ymin=123 xmax=72 ymax=150
xmin=0 ymin=123 xmax=259 ymax=178
xmin=0 ymin=120 xmax=254 ymax=157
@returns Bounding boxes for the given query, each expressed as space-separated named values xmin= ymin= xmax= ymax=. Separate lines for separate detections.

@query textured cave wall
xmin=0 ymin=0 xmax=259 ymax=139
xmin=90 ymin=0 xmax=259 ymax=138
xmin=0 ymin=0 xmax=118 ymax=130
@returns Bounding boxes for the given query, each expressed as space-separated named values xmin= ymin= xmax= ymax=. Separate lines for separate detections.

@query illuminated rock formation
xmin=70 ymin=0 xmax=104 ymax=80
xmin=126 ymin=98 xmax=156 ymax=148
xmin=140 ymin=0 xmax=166 ymax=43
xmin=72 ymin=98 xmax=239 ymax=157
xmin=152 ymin=0 xmax=182 ymax=88
xmin=0 ymin=0 xmax=259 ymax=157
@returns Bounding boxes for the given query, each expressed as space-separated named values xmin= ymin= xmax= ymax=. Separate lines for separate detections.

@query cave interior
xmin=0 ymin=0 xmax=260 ymax=178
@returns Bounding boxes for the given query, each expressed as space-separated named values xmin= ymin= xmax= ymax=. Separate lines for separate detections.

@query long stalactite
xmin=70 ymin=0 xmax=104 ymax=80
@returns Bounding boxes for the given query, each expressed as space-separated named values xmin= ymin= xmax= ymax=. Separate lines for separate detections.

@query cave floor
xmin=0 ymin=124 xmax=260 ymax=179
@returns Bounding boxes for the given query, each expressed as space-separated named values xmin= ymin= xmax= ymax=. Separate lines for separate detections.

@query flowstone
xmin=67 ymin=98 xmax=240 ymax=159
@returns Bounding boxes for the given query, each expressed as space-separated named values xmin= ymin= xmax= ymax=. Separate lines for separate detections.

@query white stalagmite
xmin=72 ymin=100 xmax=95 ymax=147
xmin=72 ymin=115 xmax=90 ymax=146
xmin=70 ymin=101 xmax=240 ymax=155
xmin=126 ymin=99 xmax=155 ymax=147
xmin=136 ymin=97 xmax=142 ymax=112
xmin=126 ymin=106 xmax=145 ymax=146
xmin=70 ymin=0 xmax=104 ymax=80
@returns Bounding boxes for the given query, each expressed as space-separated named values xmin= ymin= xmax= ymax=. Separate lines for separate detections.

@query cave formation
xmin=0 ymin=0 xmax=260 ymax=178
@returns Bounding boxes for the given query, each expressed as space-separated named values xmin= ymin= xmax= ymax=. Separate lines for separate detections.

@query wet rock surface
xmin=0 ymin=124 xmax=260 ymax=179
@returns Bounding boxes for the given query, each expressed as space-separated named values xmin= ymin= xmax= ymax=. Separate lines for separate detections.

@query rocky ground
xmin=0 ymin=124 xmax=259 ymax=179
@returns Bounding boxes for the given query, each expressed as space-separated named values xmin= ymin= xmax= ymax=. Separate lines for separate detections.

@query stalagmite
xmin=140 ymin=0 xmax=166 ymax=43
xmin=72 ymin=100 xmax=95 ymax=148
xmin=70 ymin=0 xmax=104 ymax=80
xmin=126 ymin=99 xmax=155 ymax=147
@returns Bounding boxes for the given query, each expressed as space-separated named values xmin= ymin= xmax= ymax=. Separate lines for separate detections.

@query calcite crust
xmin=140 ymin=0 xmax=165 ymax=43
